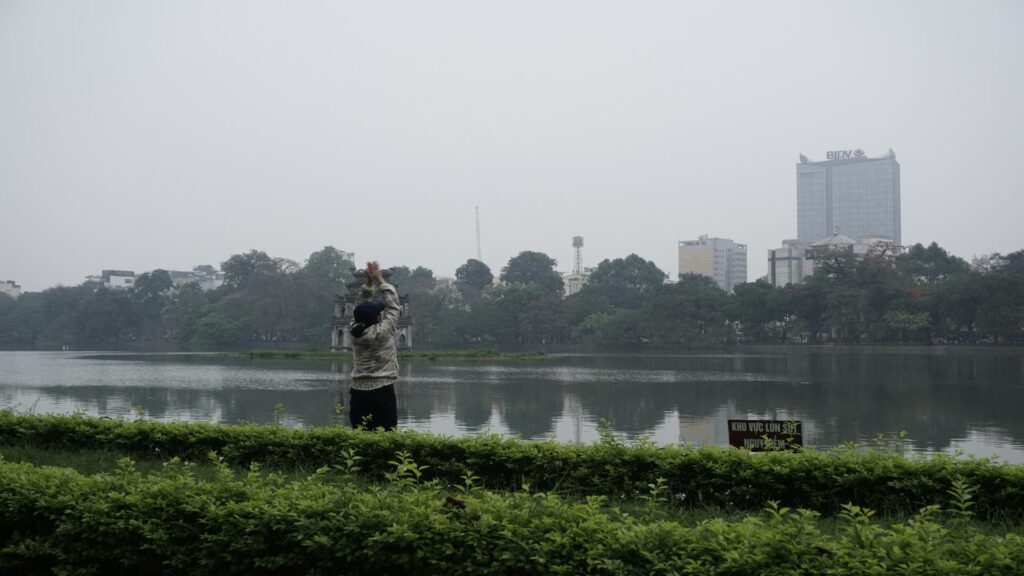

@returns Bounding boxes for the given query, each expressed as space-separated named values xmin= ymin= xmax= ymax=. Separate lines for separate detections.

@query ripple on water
xmin=431 ymin=364 xmax=784 ymax=384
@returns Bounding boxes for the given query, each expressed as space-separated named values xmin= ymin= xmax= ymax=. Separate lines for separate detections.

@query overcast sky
xmin=2 ymin=0 xmax=1022 ymax=291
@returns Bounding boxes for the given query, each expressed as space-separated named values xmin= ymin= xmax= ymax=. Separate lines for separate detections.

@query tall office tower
xmin=678 ymin=235 xmax=747 ymax=292
xmin=797 ymin=149 xmax=901 ymax=245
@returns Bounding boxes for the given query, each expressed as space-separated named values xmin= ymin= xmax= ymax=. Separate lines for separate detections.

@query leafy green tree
xmin=516 ymin=289 xmax=571 ymax=345
xmin=388 ymin=266 xmax=437 ymax=296
xmin=785 ymin=278 xmax=828 ymax=343
xmin=994 ymin=250 xmax=1024 ymax=277
xmin=296 ymin=247 xmax=356 ymax=344
xmin=160 ymin=283 xmax=211 ymax=346
xmin=73 ymin=288 xmax=138 ymax=344
xmin=571 ymin=311 xmax=612 ymax=342
xmin=882 ymin=308 xmax=932 ymax=342
xmin=589 ymin=274 xmax=728 ymax=346
xmin=458 ymin=287 xmax=517 ymax=344
xmin=0 ymin=293 xmax=15 ymax=317
xmin=39 ymin=285 xmax=94 ymax=345
xmin=562 ymin=289 xmax=614 ymax=339
xmin=974 ymin=273 xmax=1024 ymax=342
xmin=411 ymin=278 xmax=464 ymax=346
xmin=853 ymin=253 xmax=914 ymax=342
xmin=190 ymin=312 xmax=249 ymax=347
xmin=302 ymin=246 xmax=355 ymax=296
xmin=490 ymin=285 xmax=544 ymax=344
xmin=641 ymin=274 xmax=731 ymax=345
xmin=896 ymin=242 xmax=971 ymax=286
xmin=730 ymin=280 xmax=788 ymax=342
xmin=455 ymin=259 xmax=493 ymax=298
xmin=792 ymin=250 xmax=912 ymax=343
xmin=131 ymin=270 xmax=173 ymax=334
xmin=221 ymin=250 xmax=279 ymax=288
xmin=500 ymin=251 xmax=563 ymax=294
xmin=0 ymin=292 xmax=43 ymax=348
xmin=133 ymin=269 xmax=173 ymax=298
xmin=933 ymin=272 xmax=984 ymax=340
xmin=580 ymin=254 xmax=666 ymax=309
xmin=274 ymin=258 xmax=301 ymax=274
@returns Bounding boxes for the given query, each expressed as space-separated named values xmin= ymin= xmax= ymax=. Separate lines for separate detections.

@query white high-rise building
xmin=678 ymin=235 xmax=747 ymax=292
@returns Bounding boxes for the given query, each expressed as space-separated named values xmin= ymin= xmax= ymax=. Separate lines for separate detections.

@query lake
xmin=1 ymin=349 xmax=1022 ymax=463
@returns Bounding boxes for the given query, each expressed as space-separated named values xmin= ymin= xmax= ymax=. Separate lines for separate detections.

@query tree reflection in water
xmin=1 ymin=350 xmax=1022 ymax=462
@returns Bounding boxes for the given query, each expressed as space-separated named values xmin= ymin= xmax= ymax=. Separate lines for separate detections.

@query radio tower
xmin=572 ymin=236 xmax=583 ymax=275
xmin=475 ymin=206 xmax=482 ymax=261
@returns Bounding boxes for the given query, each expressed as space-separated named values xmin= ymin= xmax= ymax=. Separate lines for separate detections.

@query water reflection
xmin=0 ymin=351 xmax=1022 ymax=463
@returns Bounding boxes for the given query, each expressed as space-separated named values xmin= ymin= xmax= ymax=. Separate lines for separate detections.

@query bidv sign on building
xmin=826 ymin=149 xmax=867 ymax=160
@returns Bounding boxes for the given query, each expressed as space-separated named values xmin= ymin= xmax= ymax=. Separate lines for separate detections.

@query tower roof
xmin=813 ymin=233 xmax=857 ymax=247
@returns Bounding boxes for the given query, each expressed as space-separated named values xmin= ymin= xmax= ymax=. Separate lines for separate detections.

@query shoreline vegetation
xmin=1 ymin=413 xmax=1022 ymax=574
xmin=242 ymin=348 xmax=549 ymax=361
xmin=2 ymin=411 xmax=1023 ymax=519
xmin=3 ymin=244 xmax=1022 ymax=353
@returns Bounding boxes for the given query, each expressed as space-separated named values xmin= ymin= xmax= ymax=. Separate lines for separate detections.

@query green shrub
xmin=1 ymin=411 xmax=1023 ymax=519
xmin=0 ymin=457 xmax=1022 ymax=575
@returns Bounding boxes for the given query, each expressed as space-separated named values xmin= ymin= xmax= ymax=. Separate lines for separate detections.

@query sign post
xmin=727 ymin=420 xmax=803 ymax=451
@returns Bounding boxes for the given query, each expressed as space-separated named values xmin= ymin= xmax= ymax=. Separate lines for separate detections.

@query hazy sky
xmin=2 ymin=1 xmax=1022 ymax=291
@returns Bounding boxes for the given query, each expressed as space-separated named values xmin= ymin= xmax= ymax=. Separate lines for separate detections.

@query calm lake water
xmin=1 ymin=350 xmax=1023 ymax=463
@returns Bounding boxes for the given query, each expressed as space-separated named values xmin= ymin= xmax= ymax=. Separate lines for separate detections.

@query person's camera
xmin=355 ymin=269 xmax=392 ymax=279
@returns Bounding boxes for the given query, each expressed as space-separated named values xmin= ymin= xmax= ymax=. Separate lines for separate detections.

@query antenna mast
xmin=475 ymin=206 xmax=482 ymax=261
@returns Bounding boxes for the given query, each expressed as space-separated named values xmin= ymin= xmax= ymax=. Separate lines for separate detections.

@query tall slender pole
xmin=572 ymin=236 xmax=584 ymax=275
xmin=475 ymin=206 xmax=482 ymax=261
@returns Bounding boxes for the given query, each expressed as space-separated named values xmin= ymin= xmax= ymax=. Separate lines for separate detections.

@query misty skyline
xmin=2 ymin=1 xmax=1022 ymax=292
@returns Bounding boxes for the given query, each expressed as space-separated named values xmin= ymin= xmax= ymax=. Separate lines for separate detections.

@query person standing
xmin=348 ymin=261 xmax=401 ymax=430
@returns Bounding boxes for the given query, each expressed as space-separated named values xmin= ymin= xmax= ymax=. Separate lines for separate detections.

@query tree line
xmin=1 ymin=243 xmax=1022 ymax=350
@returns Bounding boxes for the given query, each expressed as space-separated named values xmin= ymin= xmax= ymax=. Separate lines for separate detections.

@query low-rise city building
xmin=767 ymin=240 xmax=813 ymax=287
xmin=805 ymin=232 xmax=894 ymax=261
xmin=767 ymin=232 xmax=902 ymax=287
xmin=169 ymin=265 xmax=225 ymax=291
xmin=0 ymin=280 xmax=21 ymax=299
xmin=563 ymin=268 xmax=594 ymax=297
xmin=88 ymin=270 xmax=135 ymax=290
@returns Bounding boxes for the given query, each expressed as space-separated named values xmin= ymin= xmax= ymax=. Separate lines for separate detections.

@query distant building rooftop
xmin=799 ymin=148 xmax=896 ymax=164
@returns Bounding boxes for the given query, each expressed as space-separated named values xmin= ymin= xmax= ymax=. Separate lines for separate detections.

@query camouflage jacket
xmin=349 ymin=282 xmax=401 ymax=390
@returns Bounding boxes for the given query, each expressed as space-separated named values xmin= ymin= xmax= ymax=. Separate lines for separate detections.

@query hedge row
xmin=2 ymin=411 xmax=1023 ymax=518
xmin=1 ymin=458 xmax=1022 ymax=575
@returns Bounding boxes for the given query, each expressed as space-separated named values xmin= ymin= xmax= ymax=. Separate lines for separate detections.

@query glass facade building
xmin=797 ymin=150 xmax=901 ymax=245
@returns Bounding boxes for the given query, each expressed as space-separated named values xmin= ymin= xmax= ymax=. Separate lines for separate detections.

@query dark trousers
xmin=349 ymin=384 xmax=398 ymax=431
